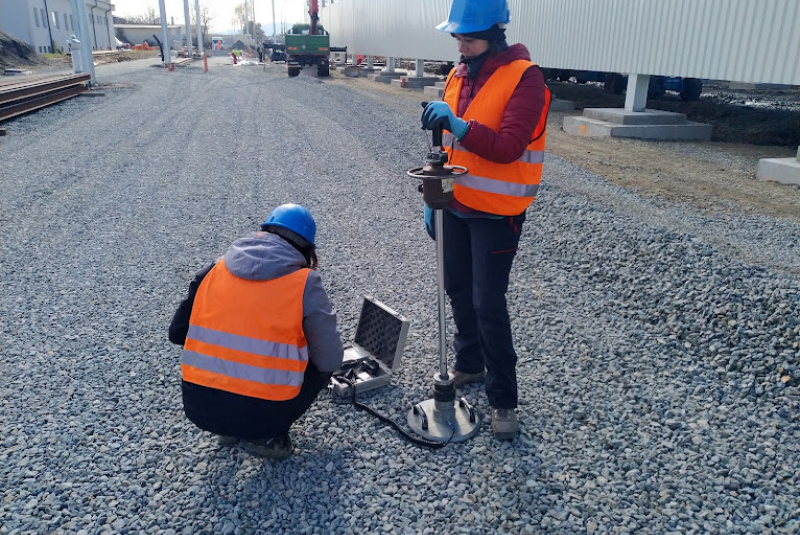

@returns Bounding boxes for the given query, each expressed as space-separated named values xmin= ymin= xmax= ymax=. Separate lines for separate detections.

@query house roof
xmin=115 ymin=24 xmax=182 ymax=29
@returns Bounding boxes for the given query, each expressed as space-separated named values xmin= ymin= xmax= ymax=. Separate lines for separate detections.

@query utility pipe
xmin=90 ymin=1 xmax=99 ymax=50
xmin=99 ymin=6 xmax=113 ymax=50
xmin=42 ymin=0 xmax=56 ymax=53
xmin=182 ymin=0 xmax=192 ymax=56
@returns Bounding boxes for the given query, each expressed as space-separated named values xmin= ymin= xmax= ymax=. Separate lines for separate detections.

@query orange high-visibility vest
xmin=182 ymin=259 xmax=310 ymax=401
xmin=443 ymin=59 xmax=550 ymax=216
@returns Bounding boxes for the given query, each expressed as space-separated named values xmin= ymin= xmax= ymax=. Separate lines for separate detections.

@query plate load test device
xmin=406 ymin=111 xmax=483 ymax=443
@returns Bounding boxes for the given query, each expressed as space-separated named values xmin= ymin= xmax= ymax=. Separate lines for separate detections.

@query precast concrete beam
xmin=382 ymin=57 xmax=396 ymax=74
xmin=625 ymin=74 xmax=649 ymax=112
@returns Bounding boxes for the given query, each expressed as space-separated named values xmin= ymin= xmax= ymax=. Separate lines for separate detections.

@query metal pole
xmin=434 ymin=208 xmax=448 ymax=378
xmin=271 ymin=0 xmax=277 ymax=38
xmin=194 ymin=0 xmax=203 ymax=56
xmin=158 ymin=0 xmax=171 ymax=66
xmin=252 ymin=0 xmax=257 ymax=43
xmin=183 ymin=0 xmax=192 ymax=56
xmin=70 ymin=0 xmax=97 ymax=84
xmin=243 ymin=0 xmax=250 ymax=43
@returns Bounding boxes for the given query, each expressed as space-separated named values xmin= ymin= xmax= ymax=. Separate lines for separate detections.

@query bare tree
xmin=233 ymin=4 xmax=247 ymax=35
xmin=245 ymin=21 xmax=265 ymax=42
xmin=126 ymin=7 xmax=160 ymax=25
xmin=191 ymin=4 xmax=214 ymax=48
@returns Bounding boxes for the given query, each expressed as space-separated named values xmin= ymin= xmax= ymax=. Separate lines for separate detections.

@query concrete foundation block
xmin=563 ymin=115 xmax=713 ymax=141
xmin=757 ymin=158 xmax=800 ymax=186
xmin=583 ymin=108 xmax=687 ymax=125
xmin=337 ymin=65 xmax=360 ymax=77
xmin=358 ymin=67 xmax=379 ymax=77
xmin=368 ymin=72 xmax=405 ymax=83
xmin=390 ymin=76 xmax=440 ymax=89
xmin=550 ymin=99 xmax=576 ymax=112
xmin=423 ymin=85 xmax=444 ymax=99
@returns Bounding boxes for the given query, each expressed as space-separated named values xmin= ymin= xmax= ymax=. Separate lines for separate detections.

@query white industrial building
xmin=114 ymin=24 xmax=183 ymax=50
xmin=0 ymin=0 xmax=115 ymax=53
xmin=320 ymin=0 xmax=800 ymax=185
xmin=320 ymin=0 xmax=799 ymax=87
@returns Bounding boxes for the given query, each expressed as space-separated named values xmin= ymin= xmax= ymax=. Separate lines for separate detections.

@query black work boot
xmin=241 ymin=435 xmax=293 ymax=459
xmin=448 ymin=369 xmax=485 ymax=388
xmin=491 ymin=409 xmax=518 ymax=441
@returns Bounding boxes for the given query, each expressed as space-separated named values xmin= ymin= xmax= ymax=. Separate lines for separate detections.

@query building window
xmin=34 ymin=8 xmax=40 ymax=27
xmin=41 ymin=9 xmax=47 ymax=27
xmin=52 ymin=12 xmax=60 ymax=30
xmin=71 ymin=15 xmax=74 ymax=30
xmin=64 ymin=13 xmax=69 ymax=31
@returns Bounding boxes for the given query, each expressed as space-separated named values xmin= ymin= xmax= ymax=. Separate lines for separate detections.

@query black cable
xmin=336 ymin=377 xmax=454 ymax=449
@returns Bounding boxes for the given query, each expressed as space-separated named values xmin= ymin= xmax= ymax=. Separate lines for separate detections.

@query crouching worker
xmin=169 ymin=204 xmax=343 ymax=459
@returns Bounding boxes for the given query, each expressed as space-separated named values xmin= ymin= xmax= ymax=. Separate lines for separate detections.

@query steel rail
xmin=0 ymin=74 xmax=91 ymax=107
xmin=0 ymin=74 xmax=91 ymax=123
xmin=0 ymin=74 xmax=90 ymax=94
xmin=0 ymin=84 xmax=88 ymax=123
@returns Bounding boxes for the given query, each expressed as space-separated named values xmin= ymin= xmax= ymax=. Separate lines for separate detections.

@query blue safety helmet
xmin=261 ymin=203 xmax=316 ymax=248
xmin=436 ymin=0 xmax=510 ymax=34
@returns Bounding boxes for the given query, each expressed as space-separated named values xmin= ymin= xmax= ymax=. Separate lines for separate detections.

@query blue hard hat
xmin=436 ymin=0 xmax=510 ymax=34
xmin=261 ymin=204 xmax=316 ymax=248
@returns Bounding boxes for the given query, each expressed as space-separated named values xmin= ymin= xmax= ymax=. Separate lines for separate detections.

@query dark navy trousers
xmin=442 ymin=208 xmax=526 ymax=410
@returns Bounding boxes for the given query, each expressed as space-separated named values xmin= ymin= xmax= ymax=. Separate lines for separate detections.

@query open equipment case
xmin=329 ymin=295 xmax=410 ymax=400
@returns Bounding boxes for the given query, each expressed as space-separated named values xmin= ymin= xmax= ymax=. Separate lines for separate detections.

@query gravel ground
xmin=1 ymin=57 xmax=799 ymax=534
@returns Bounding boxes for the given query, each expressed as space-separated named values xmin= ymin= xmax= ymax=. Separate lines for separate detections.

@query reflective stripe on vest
xmin=182 ymin=260 xmax=310 ymax=401
xmin=443 ymin=133 xmax=543 ymax=198
xmin=443 ymin=59 xmax=549 ymax=216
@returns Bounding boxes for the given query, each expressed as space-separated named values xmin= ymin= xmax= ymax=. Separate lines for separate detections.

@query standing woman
xmin=420 ymin=0 xmax=550 ymax=440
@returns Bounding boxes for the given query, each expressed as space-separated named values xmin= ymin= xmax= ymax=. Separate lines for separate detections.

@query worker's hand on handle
xmin=421 ymin=101 xmax=469 ymax=140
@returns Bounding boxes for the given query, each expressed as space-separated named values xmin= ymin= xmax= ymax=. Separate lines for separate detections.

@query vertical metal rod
xmin=183 ymin=0 xmax=192 ymax=56
xmin=272 ymin=0 xmax=277 ymax=38
xmin=158 ymin=0 xmax=171 ymax=66
xmin=194 ymin=0 xmax=203 ymax=57
xmin=434 ymin=208 xmax=448 ymax=378
xmin=70 ymin=0 xmax=97 ymax=84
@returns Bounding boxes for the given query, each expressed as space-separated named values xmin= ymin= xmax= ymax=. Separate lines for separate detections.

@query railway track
xmin=0 ymin=73 xmax=91 ymax=123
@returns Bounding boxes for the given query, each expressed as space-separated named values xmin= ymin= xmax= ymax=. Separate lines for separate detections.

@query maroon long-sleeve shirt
xmin=453 ymin=43 xmax=548 ymax=165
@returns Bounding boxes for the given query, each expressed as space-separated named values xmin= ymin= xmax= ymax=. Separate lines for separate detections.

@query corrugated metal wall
xmin=320 ymin=0 xmax=800 ymax=85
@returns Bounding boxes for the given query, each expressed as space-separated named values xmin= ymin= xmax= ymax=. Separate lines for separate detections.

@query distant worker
xmin=169 ymin=204 xmax=344 ymax=459
xmin=420 ymin=0 xmax=550 ymax=440
xmin=231 ymin=51 xmax=237 ymax=64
